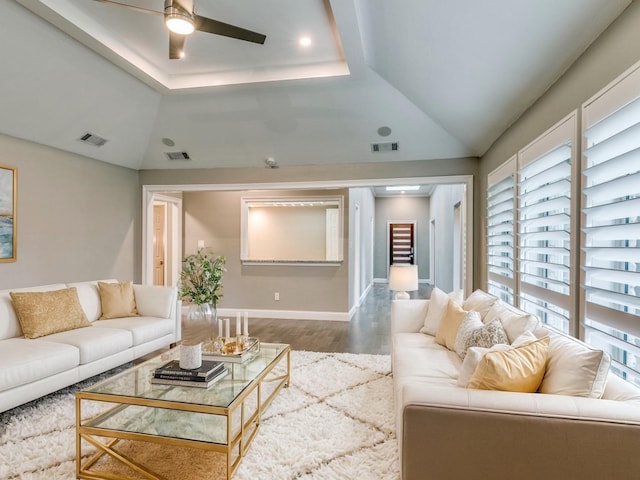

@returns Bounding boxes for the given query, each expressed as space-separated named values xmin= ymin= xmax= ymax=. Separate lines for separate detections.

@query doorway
xmin=153 ymin=204 xmax=166 ymax=286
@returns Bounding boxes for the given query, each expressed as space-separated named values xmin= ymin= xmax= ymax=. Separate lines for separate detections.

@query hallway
xmin=182 ymin=283 xmax=432 ymax=354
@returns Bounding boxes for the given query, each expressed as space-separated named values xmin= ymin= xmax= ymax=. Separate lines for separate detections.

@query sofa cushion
xmin=457 ymin=344 xmax=511 ymax=387
xmin=68 ymin=280 xmax=117 ymax=322
xmin=10 ymin=287 xmax=91 ymax=339
xmin=435 ymin=300 xmax=469 ymax=350
xmin=395 ymin=344 xmax=462 ymax=381
xmin=462 ymin=289 xmax=497 ymax=319
xmin=44 ymin=325 xmax=133 ymax=364
xmin=537 ymin=329 xmax=611 ymax=398
xmin=0 ymin=337 xmax=79 ymax=392
xmin=484 ymin=300 xmax=539 ymax=343
xmin=467 ymin=336 xmax=549 ymax=393
xmin=96 ymin=316 xmax=175 ymax=345
xmin=133 ymin=285 xmax=175 ymax=319
xmin=98 ymin=281 xmax=139 ymax=319
xmin=420 ymin=288 xmax=462 ymax=336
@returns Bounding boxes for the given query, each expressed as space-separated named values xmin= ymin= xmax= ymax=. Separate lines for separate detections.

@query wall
xmin=348 ymin=187 xmax=375 ymax=310
xmin=182 ymin=189 xmax=349 ymax=316
xmin=429 ymin=184 xmax=465 ymax=292
xmin=0 ymin=133 xmax=140 ymax=289
xmin=374 ymin=196 xmax=430 ymax=281
xmin=477 ymin=1 xmax=640 ymax=287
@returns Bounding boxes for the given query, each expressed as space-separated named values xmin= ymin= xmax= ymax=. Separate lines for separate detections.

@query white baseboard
xmin=182 ymin=305 xmax=350 ymax=322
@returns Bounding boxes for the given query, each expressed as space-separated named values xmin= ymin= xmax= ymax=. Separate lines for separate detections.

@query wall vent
xmin=79 ymin=132 xmax=107 ymax=147
xmin=371 ymin=141 xmax=399 ymax=153
xmin=165 ymin=151 xmax=191 ymax=161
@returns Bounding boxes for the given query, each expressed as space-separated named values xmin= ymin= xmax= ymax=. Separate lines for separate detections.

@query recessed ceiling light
xmin=386 ymin=185 xmax=420 ymax=191
xmin=299 ymin=36 xmax=312 ymax=47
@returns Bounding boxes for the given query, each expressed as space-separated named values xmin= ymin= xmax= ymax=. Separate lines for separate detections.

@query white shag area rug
xmin=0 ymin=351 xmax=399 ymax=480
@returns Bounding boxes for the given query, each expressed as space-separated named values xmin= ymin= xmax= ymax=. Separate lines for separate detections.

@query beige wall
xmin=183 ymin=189 xmax=349 ymax=313
xmin=0 ymin=133 xmax=140 ymax=289
xmin=477 ymin=2 xmax=640 ymax=288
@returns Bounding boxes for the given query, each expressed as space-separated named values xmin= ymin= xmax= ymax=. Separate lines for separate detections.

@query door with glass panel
xmin=389 ymin=223 xmax=415 ymax=265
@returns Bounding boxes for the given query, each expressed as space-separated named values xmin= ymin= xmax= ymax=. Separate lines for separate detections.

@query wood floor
xmin=182 ymin=283 xmax=432 ymax=355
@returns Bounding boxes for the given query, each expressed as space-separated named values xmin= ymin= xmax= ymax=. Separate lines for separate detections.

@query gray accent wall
xmin=477 ymin=1 xmax=640 ymax=289
xmin=348 ymin=187 xmax=375 ymax=310
xmin=0 ymin=133 xmax=140 ymax=289
xmin=374 ymin=196 xmax=430 ymax=281
xmin=429 ymin=184 xmax=465 ymax=293
xmin=182 ymin=189 xmax=349 ymax=313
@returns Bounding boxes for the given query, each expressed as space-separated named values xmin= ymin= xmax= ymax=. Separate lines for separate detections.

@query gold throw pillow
xmin=10 ymin=288 xmax=91 ymax=339
xmin=98 ymin=281 xmax=139 ymax=319
xmin=467 ymin=336 xmax=549 ymax=393
xmin=435 ymin=299 xmax=469 ymax=350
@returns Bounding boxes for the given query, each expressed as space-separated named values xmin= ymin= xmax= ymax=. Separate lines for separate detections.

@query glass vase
xmin=188 ymin=303 xmax=212 ymax=323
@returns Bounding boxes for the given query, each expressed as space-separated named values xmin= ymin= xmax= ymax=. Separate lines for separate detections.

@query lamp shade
xmin=389 ymin=265 xmax=418 ymax=293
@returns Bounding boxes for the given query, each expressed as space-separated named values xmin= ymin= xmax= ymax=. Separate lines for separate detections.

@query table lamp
xmin=389 ymin=264 xmax=418 ymax=299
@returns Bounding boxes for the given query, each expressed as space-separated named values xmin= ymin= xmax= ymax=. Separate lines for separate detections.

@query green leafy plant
xmin=179 ymin=249 xmax=226 ymax=306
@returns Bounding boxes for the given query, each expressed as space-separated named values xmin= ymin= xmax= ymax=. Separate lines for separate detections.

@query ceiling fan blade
xmin=92 ymin=0 xmax=163 ymax=16
xmin=169 ymin=32 xmax=187 ymax=59
xmin=194 ymin=16 xmax=266 ymax=45
xmin=172 ymin=0 xmax=194 ymax=12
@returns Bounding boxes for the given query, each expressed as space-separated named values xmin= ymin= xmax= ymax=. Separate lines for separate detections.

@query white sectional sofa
xmin=0 ymin=280 xmax=180 ymax=413
xmin=391 ymin=291 xmax=640 ymax=480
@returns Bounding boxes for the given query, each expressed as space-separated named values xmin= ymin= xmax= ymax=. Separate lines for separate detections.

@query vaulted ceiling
xmin=1 ymin=0 xmax=631 ymax=170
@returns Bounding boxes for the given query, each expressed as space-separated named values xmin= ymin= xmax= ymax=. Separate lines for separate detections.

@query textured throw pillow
xmin=467 ymin=336 xmax=549 ymax=393
xmin=462 ymin=290 xmax=498 ymax=320
xmin=421 ymin=288 xmax=462 ymax=335
xmin=454 ymin=311 xmax=483 ymax=358
xmin=463 ymin=320 xmax=509 ymax=357
xmin=435 ymin=300 xmax=469 ymax=350
xmin=98 ymin=281 xmax=139 ymax=319
xmin=10 ymin=288 xmax=91 ymax=339
xmin=538 ymin=331 xmax=611 ymax=398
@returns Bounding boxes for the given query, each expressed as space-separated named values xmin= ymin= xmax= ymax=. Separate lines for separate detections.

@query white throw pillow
xmin=457 ymin=344 xmax=511 ymax=387
xmin=420 ymin=288 xmax=461 ymax=335
xmin=484 ymin=300 xmax=539 ymax=343
xmin=537 ymin=329 xmax=611 ymax=398
xmin=511 ymin=330 xmax=538 ymax=347
xmin=462 ymin=290 xmax=497 ymax=320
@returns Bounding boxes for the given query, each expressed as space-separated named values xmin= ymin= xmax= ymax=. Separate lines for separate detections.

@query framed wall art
xmin=0 ymin=164 xmax=16 ymax=262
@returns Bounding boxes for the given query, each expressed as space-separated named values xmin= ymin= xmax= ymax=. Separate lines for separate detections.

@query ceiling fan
xmin=93 ymin=0 xmax=266 ymax=59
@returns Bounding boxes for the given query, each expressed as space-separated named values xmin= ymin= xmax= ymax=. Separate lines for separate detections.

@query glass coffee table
xmin=75 ymin=343 xmax=290 ymax=480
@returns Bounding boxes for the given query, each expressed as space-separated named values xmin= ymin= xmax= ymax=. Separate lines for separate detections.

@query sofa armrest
xmin=401 ymin=383 xmax=640 ymax=480
xmin=391 ymin=299 xmax=429 ymax=334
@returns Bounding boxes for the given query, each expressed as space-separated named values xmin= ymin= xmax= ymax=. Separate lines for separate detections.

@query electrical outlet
xmin=197 ymin=240 xmax=205 ymax=249
xmin=274 ymin=292 xmax=280 ymax=301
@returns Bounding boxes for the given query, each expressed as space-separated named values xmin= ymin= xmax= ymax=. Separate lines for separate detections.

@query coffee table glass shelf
xmin=75 ymin=343 xmax=290 ymax=480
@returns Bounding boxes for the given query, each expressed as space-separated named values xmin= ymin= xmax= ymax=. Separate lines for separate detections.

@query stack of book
xmin=151 ymin=359 xmax=228 ymax=389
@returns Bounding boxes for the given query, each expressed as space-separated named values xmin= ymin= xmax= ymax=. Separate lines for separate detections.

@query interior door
xmin=389 ymin=223 xmax=415 ymax=265
xmin=153 ymin=204 xmax=166 ymax=286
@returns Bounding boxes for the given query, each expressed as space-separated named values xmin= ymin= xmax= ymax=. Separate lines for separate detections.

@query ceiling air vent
xmin=165 ymin=151 xmax=191 ymax=161
xmin=79 ymin=132 xmax=107 ymax=147
xmin=371 ymin=141 xmax=399 ymax=153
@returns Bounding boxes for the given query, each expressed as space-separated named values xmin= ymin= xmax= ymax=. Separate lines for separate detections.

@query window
xmin=517 ymin=114 xmax=577 ymax=334
xmin=487 ymin=158 xmax=516 ymax=304
xmin=582 ymin=65 xmax=640 ymax=386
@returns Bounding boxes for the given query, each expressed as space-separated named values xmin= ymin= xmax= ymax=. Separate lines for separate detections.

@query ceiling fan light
xmin=165 ymin=12 xmax=195 ymax=35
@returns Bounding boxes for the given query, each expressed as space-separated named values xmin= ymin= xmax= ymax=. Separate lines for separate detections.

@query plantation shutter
xmin=582 ymin=64 xmax=640 ymax=385
xmin=487 ymin=157 xmax=516 ymax=304
xmin=517 ymin=114 xmax=577 ymax=334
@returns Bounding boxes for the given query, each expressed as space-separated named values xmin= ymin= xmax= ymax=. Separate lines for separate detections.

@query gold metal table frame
xmin=76 ymin=343 xmax=290 ymax=480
